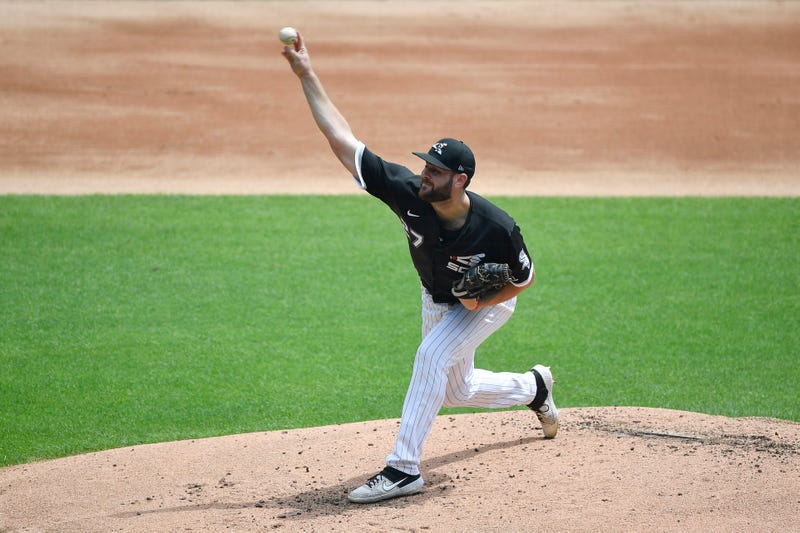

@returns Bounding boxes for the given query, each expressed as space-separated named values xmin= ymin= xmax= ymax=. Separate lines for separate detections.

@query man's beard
xmin=418 ymin=174 xmax=454 ymax=203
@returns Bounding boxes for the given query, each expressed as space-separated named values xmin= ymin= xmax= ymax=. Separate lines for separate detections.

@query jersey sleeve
xmin=352 ymin=142 xmax=367 ymax=190
xmin=353 ymin=143 xmax=415 ymax=203
xmin=508 ymin=225 xmax=534 ymax=287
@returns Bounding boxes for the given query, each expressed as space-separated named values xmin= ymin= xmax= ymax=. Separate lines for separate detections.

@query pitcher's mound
xmin=1 ymin=407 xmax=797 ymax=531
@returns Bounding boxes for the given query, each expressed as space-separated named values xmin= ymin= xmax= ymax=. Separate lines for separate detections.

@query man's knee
xmin=415 ymin=337 xmax=455 ymax=367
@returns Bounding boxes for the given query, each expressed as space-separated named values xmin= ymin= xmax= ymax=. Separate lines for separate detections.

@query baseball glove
xmin=451 ymin=262 xmax=512 ymax=300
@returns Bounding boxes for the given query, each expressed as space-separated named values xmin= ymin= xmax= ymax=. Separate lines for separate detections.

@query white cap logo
xmin=432 ymin=142 xmax=447 ymax=155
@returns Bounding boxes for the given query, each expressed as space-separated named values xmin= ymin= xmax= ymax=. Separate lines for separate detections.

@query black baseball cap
xmin=413 ymin=138 xmax=475 ymax=179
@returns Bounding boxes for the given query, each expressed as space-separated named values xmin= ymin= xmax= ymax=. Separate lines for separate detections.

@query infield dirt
xmin=1 ymin=1 xmax=798 ymax=531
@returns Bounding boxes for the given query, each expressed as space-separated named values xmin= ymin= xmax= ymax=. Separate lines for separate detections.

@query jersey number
xmin=401 ymin=220 xmax=424 ymax=248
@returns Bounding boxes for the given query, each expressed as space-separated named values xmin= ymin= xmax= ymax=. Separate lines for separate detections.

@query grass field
xmin=1 ymin=195 xmax=798 ymax=466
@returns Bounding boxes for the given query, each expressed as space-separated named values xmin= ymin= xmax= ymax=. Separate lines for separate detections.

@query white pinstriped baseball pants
xmin=386 ymin=287 xmax=538 ymax=475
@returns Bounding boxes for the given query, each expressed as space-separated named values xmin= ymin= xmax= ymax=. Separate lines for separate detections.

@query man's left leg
xmin=387 ymin=299 xmax=517 ymax=476
xmin=349 ymin=299 xmax=531 ymax=503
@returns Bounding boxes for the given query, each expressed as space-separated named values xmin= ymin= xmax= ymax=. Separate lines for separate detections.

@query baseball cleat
xmin=347 ymin=466 xmax=424 ymax=503
xmin=528 ymin=364 xmax=559 ymax=439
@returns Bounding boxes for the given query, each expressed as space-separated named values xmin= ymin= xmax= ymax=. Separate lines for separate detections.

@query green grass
xmin=1 ymin=195 xmax=798 ymax=466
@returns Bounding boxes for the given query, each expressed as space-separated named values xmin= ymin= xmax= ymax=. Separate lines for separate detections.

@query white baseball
xmin=278 ymin=27 xmax=298 ymax=46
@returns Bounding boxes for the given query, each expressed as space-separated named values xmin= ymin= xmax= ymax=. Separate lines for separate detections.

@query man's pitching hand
xmin=281 ymin=31 xmax=311 ymax=76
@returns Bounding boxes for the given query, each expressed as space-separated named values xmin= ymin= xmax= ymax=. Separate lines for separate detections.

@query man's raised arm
xmin=281 ymin=32 xmax=360 ymax=176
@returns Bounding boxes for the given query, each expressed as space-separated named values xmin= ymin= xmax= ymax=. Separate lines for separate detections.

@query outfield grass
xmin=1 ymin=195 xmax=797 ymax=466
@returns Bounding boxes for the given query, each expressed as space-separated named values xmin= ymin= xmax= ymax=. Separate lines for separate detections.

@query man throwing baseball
xmin=281 ymin=32 xmax=558 ymax=504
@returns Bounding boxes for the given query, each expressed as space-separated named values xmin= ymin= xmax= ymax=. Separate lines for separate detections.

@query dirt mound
xmin=1 ymin=407 xmax=797 ymax=531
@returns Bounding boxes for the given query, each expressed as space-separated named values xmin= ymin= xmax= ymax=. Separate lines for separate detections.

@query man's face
xmin=419 ymin=163 xmax=456 ymax=203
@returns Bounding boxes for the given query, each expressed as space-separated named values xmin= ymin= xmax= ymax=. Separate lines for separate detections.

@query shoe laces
xmin=364 ymin=473 xmax=385 ymax=488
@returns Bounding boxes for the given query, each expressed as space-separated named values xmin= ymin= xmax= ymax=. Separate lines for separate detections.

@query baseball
xmin=278 ymin=26 xmax=298 ymax=46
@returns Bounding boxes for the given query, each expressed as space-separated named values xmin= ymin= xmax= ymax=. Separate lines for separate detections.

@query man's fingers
xmin=281 ymin=32 xmax=305 ymax=61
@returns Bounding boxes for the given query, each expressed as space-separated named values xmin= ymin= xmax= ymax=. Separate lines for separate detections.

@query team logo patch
xmin=432 ymin=142 xmax=447 ymax=155
xmin=519 ymin=250 xmax=531 ymax=270
xmin=446 ymin=253 xmax=485 ymax=273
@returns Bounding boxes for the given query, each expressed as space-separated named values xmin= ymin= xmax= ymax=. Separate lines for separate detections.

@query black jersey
xmin=356 ymin=145 xmax=533 ymax=304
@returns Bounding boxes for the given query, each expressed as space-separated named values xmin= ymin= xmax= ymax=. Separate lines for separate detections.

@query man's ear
xmin=454 ymin=172 xmax=469 ymax=189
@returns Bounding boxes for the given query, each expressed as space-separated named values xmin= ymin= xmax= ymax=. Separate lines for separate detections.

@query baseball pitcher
xmin=281 ymin=31 xmax=559 ymax=504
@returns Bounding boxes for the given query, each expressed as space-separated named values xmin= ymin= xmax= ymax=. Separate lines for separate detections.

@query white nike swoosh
xmin=382 ymin=478 xmax=407 ymax=492
xmin=407 ymin=210 xmax=421 ymax=218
